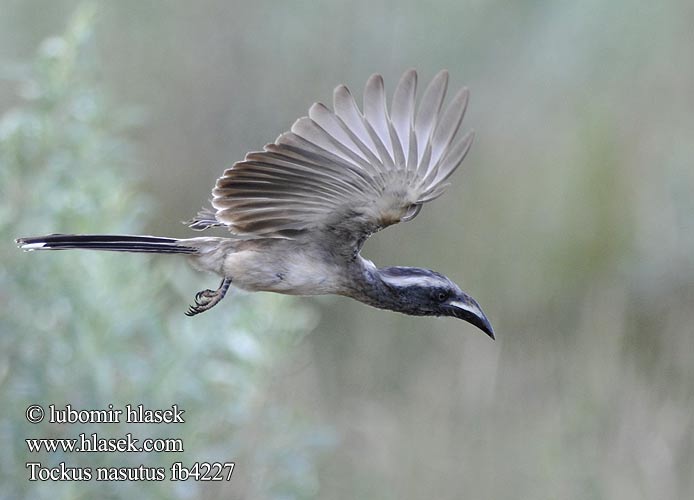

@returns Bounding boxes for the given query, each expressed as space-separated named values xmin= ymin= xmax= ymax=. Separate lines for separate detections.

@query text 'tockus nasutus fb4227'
xmin=17 ymin=70 xmax=494 ymax=338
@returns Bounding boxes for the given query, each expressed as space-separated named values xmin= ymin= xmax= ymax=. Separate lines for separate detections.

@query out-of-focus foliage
xmin=0 ymin=6 xmax=329 ymax=500
xmin=2 ymin=1 xmax=694 ymax=499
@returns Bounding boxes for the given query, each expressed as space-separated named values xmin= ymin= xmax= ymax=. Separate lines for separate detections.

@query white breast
xmin=222 ymin=249 xmax=342 ymax=296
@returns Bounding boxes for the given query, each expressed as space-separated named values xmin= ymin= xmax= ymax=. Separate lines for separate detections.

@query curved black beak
xmin=446 ymin=296 xmax=495 ymax=339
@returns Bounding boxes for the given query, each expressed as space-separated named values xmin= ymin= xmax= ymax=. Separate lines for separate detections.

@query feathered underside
xmin=203 ymin=69 xmax=473 ymax=254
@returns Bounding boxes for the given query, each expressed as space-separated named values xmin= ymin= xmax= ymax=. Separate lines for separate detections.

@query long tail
xmin=15 ymin=234 xmax=198 ymax=254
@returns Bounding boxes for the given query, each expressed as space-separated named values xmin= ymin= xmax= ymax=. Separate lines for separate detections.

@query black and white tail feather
xmin=16 ymin=234 xmax=197 ymax=254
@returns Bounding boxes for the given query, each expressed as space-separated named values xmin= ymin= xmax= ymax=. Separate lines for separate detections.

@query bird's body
xmin=188 ymin=236 xmax=353 ymax=296
xmin=17 ymin=69 xmax=495 ymax=338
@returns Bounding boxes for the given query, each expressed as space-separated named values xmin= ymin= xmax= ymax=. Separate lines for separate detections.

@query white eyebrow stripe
xmin=381 ymin=274 xmax=442 ymax=288
xmin=447 ymin=299 xmax=481 ymax=316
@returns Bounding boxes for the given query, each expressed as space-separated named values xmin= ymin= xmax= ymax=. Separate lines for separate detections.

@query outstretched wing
xmin=209 ymin=69 xmax=473 ymax=254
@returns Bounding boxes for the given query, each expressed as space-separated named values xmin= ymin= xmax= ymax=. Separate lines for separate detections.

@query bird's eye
xmin=437 ymin=291 xmax=449 ymax=302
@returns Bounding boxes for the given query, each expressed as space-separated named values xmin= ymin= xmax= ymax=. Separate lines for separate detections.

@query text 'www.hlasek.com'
xmin=24 ymin=404 xmax=235 ymax=482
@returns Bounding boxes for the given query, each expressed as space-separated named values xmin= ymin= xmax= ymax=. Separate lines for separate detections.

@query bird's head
xmin=377 ymin=267 xmax=495 ymax=339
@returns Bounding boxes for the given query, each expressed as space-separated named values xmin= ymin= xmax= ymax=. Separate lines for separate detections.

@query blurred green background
xmin=1 ymin=1 xmax=693 ymax=499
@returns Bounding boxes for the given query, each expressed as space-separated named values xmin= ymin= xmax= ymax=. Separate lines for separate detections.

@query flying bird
xmin=16 ymin=69 xmax=494 ymax=338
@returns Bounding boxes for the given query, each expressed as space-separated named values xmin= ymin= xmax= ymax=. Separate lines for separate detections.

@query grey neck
xmin=343 ymin=258 xmax=409 ymax=314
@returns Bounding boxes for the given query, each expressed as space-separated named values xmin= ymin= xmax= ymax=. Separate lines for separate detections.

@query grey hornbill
xmin=17 ymin=69 xmax=495 ymax=338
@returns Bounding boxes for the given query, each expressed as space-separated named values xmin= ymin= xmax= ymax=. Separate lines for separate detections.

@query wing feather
xmin=414 ymin=70 xmax=448 ymax=168
xmin=207 ymin=70 xmax=474 ymax=253
xmin=429 ymin=87 xmax=469 ymax=171
xmin=333 ymin=85 xmax=381 ymax=163
xmin=390 ymin=69 xmax=417 ymax=162
xmin=363 ymin=74 xmax=393 ymax=159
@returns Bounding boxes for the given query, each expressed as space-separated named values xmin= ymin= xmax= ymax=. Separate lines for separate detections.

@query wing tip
xmin=397 ymin=68 xmax=418 ymax=92
xmin=366 ymin=73 xmax=385 ymax=87
xmin=308 ymin=101 xmax=330 ymax=118
xmin=333 ymin=83 xmax=351 ymax=98
xmin=435 ymin=68 xmax=450 ymax=80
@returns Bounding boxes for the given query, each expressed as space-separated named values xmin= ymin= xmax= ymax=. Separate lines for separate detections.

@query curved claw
xmin=185 ymin=296 xmax=212 ymax=317
xmin=195 ymin=289 xmax=217 ymax=301
xmin=185 ymin=305 xmax=204 ymax=317
xmin=185 ymin=277 xmax=232 ymax=317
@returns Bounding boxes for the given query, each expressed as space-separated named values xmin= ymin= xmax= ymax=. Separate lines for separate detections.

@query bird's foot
xmin=185 ymin=277 xmax=232 ymax=316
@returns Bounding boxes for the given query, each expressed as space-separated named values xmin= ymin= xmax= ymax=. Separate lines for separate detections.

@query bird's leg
xmin=185 ymin=277 xmax=232 ymax=316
